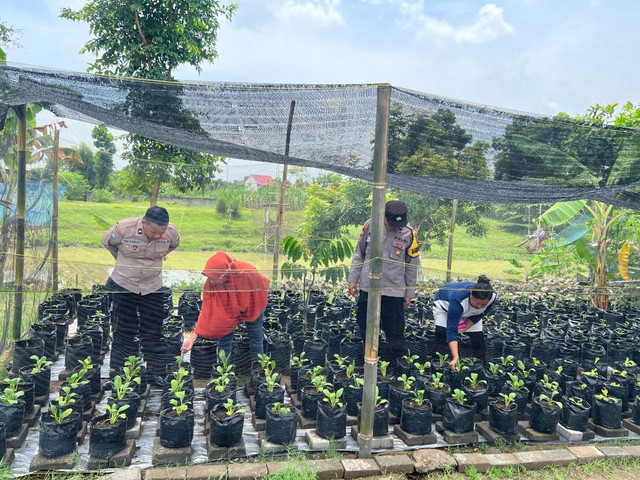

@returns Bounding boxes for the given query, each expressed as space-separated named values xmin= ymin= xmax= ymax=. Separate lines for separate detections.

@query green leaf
xmin=539 ymin=200 xmax=587 ymax=227
xmin=508 ymin=258 xmax=524 ymax=268
xmin=93 ymin=214 xmax=112 ymax=229
xmin=503 ymin=269 xmax=522 ymax=276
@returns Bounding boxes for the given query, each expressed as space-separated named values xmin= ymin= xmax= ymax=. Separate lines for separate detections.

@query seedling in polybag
xmin=413 ymin=390 xmax=427 ymax=406
xmin=2 ymin=378 xmax=21 ymax=392
xmin=451 ymin=361 xmax=468 ymax=373
xmin=29 ymin=355 xmax=52 ymax=373
xmin=429 ymin=372 xmax=445 ymax=390
xmin=222 ymin=398 xmax=245 ymax=416
xmin=0 ymin=388 xmax=23 ymax=405
xmin=333 ymin=354 xmax=348 ymax=369
xmin=538 ymin=374 xmax=559 ymax=391
xmin=374 ymin=387 xmax=387 ymax=408
xmin=105 ymin=403 xmax=129 ymax=424
xmin=436 ymin=352 xmax=449 ymax=366
xmin=452 ymin=389 xmax=467 ymax=405
xmin=257 ymin=353 xmax=273 ymax=370
xmin=210 ymin=374 xmax=230 ymax=393
xmin=498 ymin=392 xmax=516 ymax=408
xmin=111 ymin=375 xmax=133 ymax=400
xmin=594 ymin=388 xmax=618 ymax=403
xmin=612 ymin=369 xmax=629 ymax=378
xmin=396 ymin=374 xmax=415 ymax=391
xmin=582 ymin=368 xmax=599 ymax=378
xmin=170 ymin=390 xmax=190 ymax=415
xmin=291 ymin=353 xmax=308 ymax=368
xmin=507 ymin=373 xmax=526 ymax=391
xmin=622 ymin=357 xmax=636 ymax=368
xmin=499 ymin=355 xmax=515 ymax=367
xmin=218 ymin=349 xmax=235 ymax=375
xmin=378 ymin=360 xmax=390 ymax=378
xmin=310 ymin=373 xmax=328 ymax=392
xmin=464 ymin=373 xmax=487 ymax=389
xmin=170 ymin=367 xmax=189 ymax=393
xmin=402 ymin=350 xmax=419 ymax=366
xmin=78 ymin=356 xmax=94 ymax=372
xmin=538 ymin=391 xmax=562 ymax=409
xmin=488 ymin=363 xmax=503 ymax=375
xmin=516 ymin=360 xmax=534 ymax=378
xmin=569 ymin=397 xmax=586 ymax=407
xmin=271 ymin=402 xmax=291 ymax=415
xmin=124 ymin=355 xmax=142 ymax=369
xmin=350 ymin=375 xmax=364 ymax=388
xmin=57 ymin=386 xmax=77 ymax=407
xmin=263 ymin=373 xmax=280 ymax=392
xmin=322 ymin=388 xmax=344 ymax=408
xmin=50 ymin=404 xmax=73 ymax=424
xmin=345 ymin=361 xmax=357 ymax=380
xmin=414 ymin=361 xmax=431 ymax=375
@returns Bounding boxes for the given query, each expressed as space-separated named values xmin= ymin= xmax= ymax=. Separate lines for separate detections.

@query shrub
xmin=216 ymin=198 xmax=227 ymax=214
xmin=93 ymin=188 xmax=114 ymax=203
xmin=60 ymin=172 xmax=90 ymax=201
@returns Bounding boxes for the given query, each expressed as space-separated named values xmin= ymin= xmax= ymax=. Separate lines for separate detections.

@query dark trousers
xmin=356 ymin=290 xmax=406 ymax=364
xmin=434 ymin=325 xmax=486 ymax=362
xmin=106 ymin=277 xmax=164 ymax=371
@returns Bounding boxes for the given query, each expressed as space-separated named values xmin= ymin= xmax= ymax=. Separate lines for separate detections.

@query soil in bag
xmin=400 ymin=398 xmax=432 ymax=435
xmin=209 ymin=407 xmax=244 ymax=447
xmin=265 ymin=404 xmax=298 ymax=445
xmin=191 ymin=337 xmax=218 ymax=378
xmin=38 ymin=411 xmax=80 ymax=458
xmin=592 ymin=397 xmax=623 ymax=429
xmin=255 ymin=386 xmax=285 ymax=420
xmin=561 ymin=398 xmax=590 ymax=432
xmin=443 ymin=398 xmax=475 ymax=433
xmin=489 ymin=402 xmax=518 ymax=437
xmin=11 ymin=339 xmax=44 ymax=374
xmin=89 ymin=414 xmax=127 ymax=459
xmin=0 ymin=401 xmax=24 ymax=437
xmin=529 ymin=399 xmax=561 ymax=434
xmin=160 ymin=409 xmax=195 ymax=448
xmin=316 ymin=402 xmax=347 ymax=439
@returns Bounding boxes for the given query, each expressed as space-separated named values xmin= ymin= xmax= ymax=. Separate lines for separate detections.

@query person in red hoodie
xmin=180 ymin=251 xmax=270 ymax=361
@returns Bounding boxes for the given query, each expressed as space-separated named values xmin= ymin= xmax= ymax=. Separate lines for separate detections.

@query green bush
xmin=93 ymin=188 xmax=114 ymax=203
xmin=60 ymin=172 xmax=90 ymax=201
xmin=216 ymin=198 xmax=227 ymax=214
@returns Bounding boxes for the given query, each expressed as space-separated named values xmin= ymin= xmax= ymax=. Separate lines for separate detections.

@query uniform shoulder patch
xmin=407 ymin=229 xmax=419 ymax=257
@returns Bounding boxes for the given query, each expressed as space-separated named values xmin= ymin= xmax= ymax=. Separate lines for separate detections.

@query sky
xmin=2 ymin=0 xmax=640 ymax=179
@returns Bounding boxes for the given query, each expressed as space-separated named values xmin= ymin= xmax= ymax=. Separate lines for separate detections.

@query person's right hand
xmin=180 ymin=335 xmax=195 ymax=356
xmin=348 ymin=282 xmax=358 ymax=297
xmin=449 ymin=357 xmax=459 ymax=371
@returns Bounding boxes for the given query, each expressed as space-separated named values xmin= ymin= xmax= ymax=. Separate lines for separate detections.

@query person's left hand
xmin=404 ymin=297 xmax=411 ymax=309
xmin=180 ymin=335 xmax=195 ymax=356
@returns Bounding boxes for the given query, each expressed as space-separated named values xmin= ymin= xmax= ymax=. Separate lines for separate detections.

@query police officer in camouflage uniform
xmin=348 ymin=200 xmax=420 ymax=364
xmin=102 ymin=206 xmax=180 ymax=374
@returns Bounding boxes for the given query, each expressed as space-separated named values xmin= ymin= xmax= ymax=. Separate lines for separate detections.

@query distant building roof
xmin=244 ymin=174 xmax=273 ymax=186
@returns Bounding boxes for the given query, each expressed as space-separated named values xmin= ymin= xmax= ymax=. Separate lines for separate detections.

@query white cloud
xmin=278 ymin=0 xmax=345 ymax=27
xmin=399 ymin=1 xmax=514 ymax=44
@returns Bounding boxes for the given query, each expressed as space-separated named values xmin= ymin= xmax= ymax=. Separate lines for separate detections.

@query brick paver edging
xmin=132 ymin=445 xmax=640 ymax=480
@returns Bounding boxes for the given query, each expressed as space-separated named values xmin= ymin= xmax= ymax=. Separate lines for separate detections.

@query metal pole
xmin=52 ymin=129 xmax=60 ymax=293
xmin=12 ymin=104 xmax=27 ymax=340
xmin=273 ymin=100 xmax=296 ymax=282
xmin=358 ymin=85 xmax=391 ymax=458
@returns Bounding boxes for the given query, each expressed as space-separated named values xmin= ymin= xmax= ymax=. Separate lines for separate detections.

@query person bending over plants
xmin=181 ymin=251 xmax=270 ymax=362
xmin=432 ymin=275 xmax=496 ymax=371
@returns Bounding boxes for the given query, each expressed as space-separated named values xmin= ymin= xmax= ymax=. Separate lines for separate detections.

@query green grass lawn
xmin=57 ymin=200 xmax=530 ymax=288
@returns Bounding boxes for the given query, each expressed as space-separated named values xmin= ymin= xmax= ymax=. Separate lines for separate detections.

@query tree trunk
xmin=445 ymin=199 xmax=458 ymax=283
xmin=149 ymin=175 xmax=161 ymax=206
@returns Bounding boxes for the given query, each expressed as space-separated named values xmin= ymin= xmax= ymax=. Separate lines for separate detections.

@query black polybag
xmin=107 ymin=392 xmax=141 ymax=429
xmin=206 ymin=385 xmax=237 ymax=413
xmin=426 ymin=385 xmax=451 ymax=415
xmin=400 ymin=398 xmax=432 ymax=435
xmin=340 ymin=339 xmax=364 ymax=367
xmin=64 ymin=337 xmax=93 ymax=371
xmin=357 ymin=402 xmax=389 ymax=437
xmin=388 ymin=385 xmax=414 ymax=417
xmin=159 ymin=409 xmax=195 ymax=448
xmin=11 ymin=339 xmax=44 ymax=374
xmin=300 ymin=387 xmax=323 ymax=420
xmin=529 ymin=398 xmax=561 ymax=434
xmin=0 ymin=401 xmax=24 ymax=437
xmin=592 ymin=396 xmax=623 ymax=429
xmin=209 ymin=408 xmax=244 ymax=447
xmin=316 ymin=401 xmax=347 ymax=439
xmin=303 ymin=338 xmax=328 ymax=365
xmin=632 ymin=396 xmax=640 ymax=425
xmin=443 ymin=398 xmax=475 ymax=433
xmin=38 ymin=411 xmax=80 ymax=458
xmin=28 ymin=323 xmax=57 ymax=360
xmin=19 ymin=365 xmax=51 ymax=397
xmin=489 ymin=401 xmax=518 ymax=437
xmin=265 ymin=403 xmax=298 ymax=445
xmin=560 ymin=397 xmax=591 ymax=432
xmin=190 ymin=337 xmax=218 ymax=378
xmin=463 ymin=384 xmax=488 ymax=414
xmin=0 ymin=422 xmax=5 ymax=461
xmin=344 ymin=385 xmax=363 ymax=417
xmin=255 ymin=385 xmax=285 ymax=420
xmin=17 ymin=381 xmax=34 ymax=415
xmin=89 ymin=413 xmax=127 ymax=458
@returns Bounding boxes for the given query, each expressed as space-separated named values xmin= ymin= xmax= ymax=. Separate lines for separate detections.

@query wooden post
xmin=52 ymin=129 xmax=60 ymax=293
xmin=12 ymin=104 xmax=27 ymax=340
xmin=358 ymin=85 xmax=391 ymax=459
xmin=445 ymin=157 xmax=463 ymax=283
xmin=272 ymin=100 xmax=296 ymax=282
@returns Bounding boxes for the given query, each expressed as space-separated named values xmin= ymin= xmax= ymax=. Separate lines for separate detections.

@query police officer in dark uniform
xmin=102 ymin=206 xmax=180 ymax=374
xmin=348 ymin=200 xmax=420 ymax=363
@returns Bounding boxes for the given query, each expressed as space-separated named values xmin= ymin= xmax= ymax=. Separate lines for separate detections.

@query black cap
xmin=144 ymin=206 xmax=169 ymax=226
xmin=385 ymin=200 xmax=407 ymax=228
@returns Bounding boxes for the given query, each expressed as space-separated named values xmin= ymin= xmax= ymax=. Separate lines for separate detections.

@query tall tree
xmin=61 ymin=0 xmax=236 ymax=205
xmin=91 ymin=125 xmax=115 ymax=189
